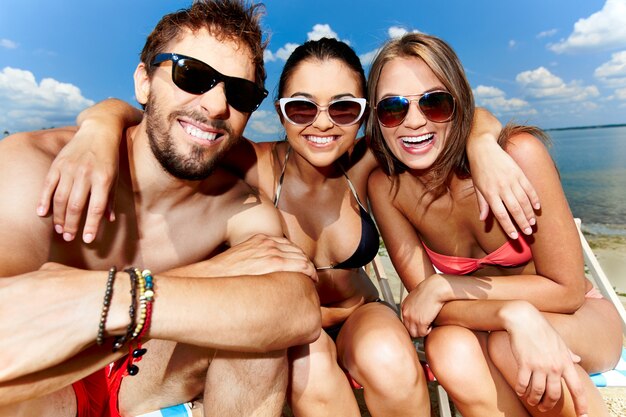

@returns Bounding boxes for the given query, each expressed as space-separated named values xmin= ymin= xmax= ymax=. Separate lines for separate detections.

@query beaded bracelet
xmin=96 ymin=266 xmax=117 ymax=346
xmin=132 ymin=269 xmax=155 ymax=338
xmin=126 ymin=269 xmax=155 ymax=376
xmin=112 ymin=267 xmax=139 ymax=352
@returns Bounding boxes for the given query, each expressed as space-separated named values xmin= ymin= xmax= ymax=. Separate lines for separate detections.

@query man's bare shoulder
xmin=198 ymin=166 xmax=255 ymax=198
xmin=200 ymin=168 xmax=283 ymax=246
xmin=220 ymin=137 xmax=279 ymax=195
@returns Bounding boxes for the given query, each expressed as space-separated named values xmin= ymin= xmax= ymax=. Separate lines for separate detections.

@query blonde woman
xmin=367 ymin=33 xmax=622 ymax=417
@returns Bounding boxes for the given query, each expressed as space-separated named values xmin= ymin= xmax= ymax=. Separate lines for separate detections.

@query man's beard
xmin=145 ymin=93 xmax=240 ymax=180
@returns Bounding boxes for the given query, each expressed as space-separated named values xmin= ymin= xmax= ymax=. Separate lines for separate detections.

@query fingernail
xmin=36 ymin=205 xmax=45 ymax=216
xmin=534 ymin=203 xmax=541 ymax=210
xmin=109 ymin=212 xmax=116 ymax=222
xmin=510 ymin=231 xmax=519 ymax=239
xmin=529 ymin=217 xmax=536 ymax=226
xmin=54 ymin=224 xmax=63 ymax=234
xmin=83 ymin=233 xmax=94 ymax=244
xmin=63 ymin=232 xmax=74 ymax=242
xmin=524 ymin=227 xmax=532 ymax=235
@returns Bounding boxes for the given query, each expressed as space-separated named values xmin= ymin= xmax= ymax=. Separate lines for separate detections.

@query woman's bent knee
xmin=425 ymin=326 xmax=486 ymax=387
xmin=348 ymin=328 xmax=423 ymax=396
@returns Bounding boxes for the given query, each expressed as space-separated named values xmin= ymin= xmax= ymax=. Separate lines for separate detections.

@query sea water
xmin=548 ymin=125 xmax=626 ymax=236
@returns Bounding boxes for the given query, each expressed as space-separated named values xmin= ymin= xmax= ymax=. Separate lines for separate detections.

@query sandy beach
xmin=587 ymin=235 xmax=626 ymax=295
xmin=585 ymin=238 xmax=626 ymax=417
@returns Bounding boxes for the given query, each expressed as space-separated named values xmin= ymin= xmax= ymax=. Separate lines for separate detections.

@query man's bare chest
xmin=48 ymin=210 xmax=224 ymax=273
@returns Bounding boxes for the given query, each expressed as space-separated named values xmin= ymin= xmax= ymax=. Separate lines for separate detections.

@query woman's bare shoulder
xmin=347 ymin=136 xmax=379 ymax=175
xmin=505 ymin=131 xmax=551 ymax=161
xmin=367 ymin=166 xmax=394 ymax=191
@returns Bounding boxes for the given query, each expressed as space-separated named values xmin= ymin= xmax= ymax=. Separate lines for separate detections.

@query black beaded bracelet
xmin=112 ymin=267 xmax=139 ymax=352
xmin=97 ymin=266 xmax=117 ymax=346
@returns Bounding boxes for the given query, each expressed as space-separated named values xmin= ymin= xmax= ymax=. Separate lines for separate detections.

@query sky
xmin=1 ymin=0 xmax=626 ymax=141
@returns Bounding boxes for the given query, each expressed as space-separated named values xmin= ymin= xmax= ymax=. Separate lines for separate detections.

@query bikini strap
xmin=274 ymin=145 xmax=291 ymax=207
xmin=339 ymin=164 xmax=367 ymax=210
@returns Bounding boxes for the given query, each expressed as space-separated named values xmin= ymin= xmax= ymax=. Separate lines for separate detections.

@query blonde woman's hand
xmin=470 ymin=138 xmax=540 ymax=240
xmin=37 ymin=119 xmax=119 ymax=244
xmin=501 ymin=300 xmax=588 ymax=417
xmin=401 ymin=275 xmax=446 ymax=337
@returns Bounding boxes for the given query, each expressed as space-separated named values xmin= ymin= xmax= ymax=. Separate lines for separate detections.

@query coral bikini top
xmin=422 ymin=237 xmax=532 ymax=275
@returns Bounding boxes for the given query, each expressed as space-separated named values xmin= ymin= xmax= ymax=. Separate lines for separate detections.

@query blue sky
xmin=1 ymin=0 xmax=625 ymax=141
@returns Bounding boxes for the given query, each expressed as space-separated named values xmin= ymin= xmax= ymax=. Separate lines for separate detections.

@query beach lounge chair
xmin=369 ymin=218 xmax=626 ymax=416
xmin=574 ymin=218 xmax=626 ymax=332
xmin=574 ymin=219 xmax=626 ymax=389
xmin=368 ymin=254 xmax=454 ymax=416
xmin=136 ymin=403 xmax=194 ymax=417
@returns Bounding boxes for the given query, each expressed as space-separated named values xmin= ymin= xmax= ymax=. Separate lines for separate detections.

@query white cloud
xmin=388 ymin=26 xmax=407 ymax=38
xmin=549 ymin=0 xmax=626 ymax=53
xmin=265 ymin=23 xmax=348 ymax=63
xmin=579 ymin=101 xmax=600 ymax=111
xmin=508 ymin=40 xmax=517 ymax=48
xmin=615 ymin=87 xmax=626 ymax=100
xmin=264 ymin=43 xmax=299 ymax=63
xmin=0 ymin=38 xmax=18 ymax=49
xmin=473 ymin=85 xmax=536 ymax=115
xmin=515 ymin=67 xmax=599 ymax=101
xmin=359 ymin=25 xmax=421 ymax=66
xmin=0 ymin=67 xmax=94 ymax=133
xmin=388 ymin=26 xmax=421 ymax=39
xmin=307 ymin=24 xmax=338 ymax=41
xmin=474 ymin=86 xmax=504 ymax=99
xmin=276 ymin=43 xmax=299 ymax=61
xmin=537 ymin=29 xmax=558 ymax=39
xmin=359 ymin=48 xmax=381 ymax=66
xmin=594 ymin=50 xmax=626 ymax=88
xmin=245 ymin=109 xmax=282 ymax=139
xmin=263 ymin=49 xmax=277 ymax=62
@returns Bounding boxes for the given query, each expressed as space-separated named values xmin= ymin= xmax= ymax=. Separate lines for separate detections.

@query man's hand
xmin=0 ymin=263 xmax=103 ymax=382
xmin=167 ymin=234 xmax=318 ymax=282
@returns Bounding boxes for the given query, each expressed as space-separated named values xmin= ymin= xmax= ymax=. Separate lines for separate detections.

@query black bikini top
xmin=274 ymin=147 xmax=380 ymax=270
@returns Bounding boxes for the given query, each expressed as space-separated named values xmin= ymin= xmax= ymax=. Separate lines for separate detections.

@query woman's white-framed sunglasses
xmin=277 ymin=97 xmax=367 ymax=126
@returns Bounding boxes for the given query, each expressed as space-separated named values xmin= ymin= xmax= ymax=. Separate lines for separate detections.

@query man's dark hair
xmin=141 ymin=0 xmax=267 ymax=87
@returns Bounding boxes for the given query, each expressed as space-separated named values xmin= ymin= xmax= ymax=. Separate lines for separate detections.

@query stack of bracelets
xmin=96 ymin=266 xmax=155 ymax=376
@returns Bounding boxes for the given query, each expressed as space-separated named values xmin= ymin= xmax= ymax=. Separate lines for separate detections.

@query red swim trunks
xmin=72 ymin=357 xmax=130 ymax=417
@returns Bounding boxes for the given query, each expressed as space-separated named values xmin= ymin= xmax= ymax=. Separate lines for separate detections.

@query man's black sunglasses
xmin=152 ymin=53 xmax=268 ymax=113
